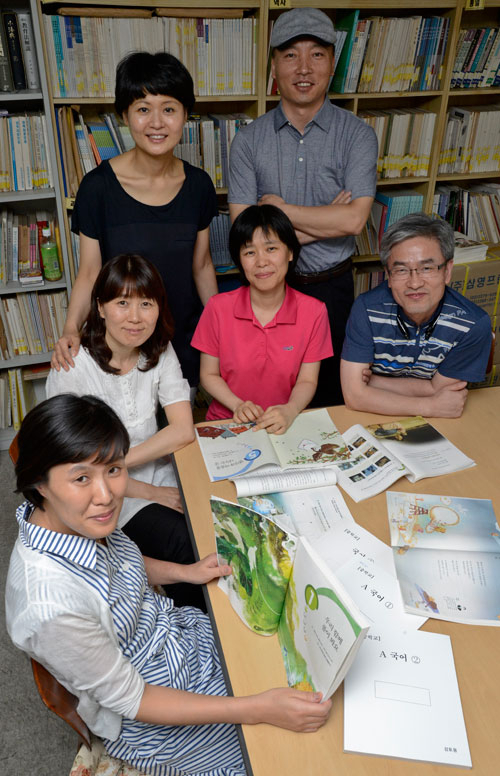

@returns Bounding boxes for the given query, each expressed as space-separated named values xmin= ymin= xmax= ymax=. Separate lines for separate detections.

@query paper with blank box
xmin=344 ymin=627 xmax=472 ymax=767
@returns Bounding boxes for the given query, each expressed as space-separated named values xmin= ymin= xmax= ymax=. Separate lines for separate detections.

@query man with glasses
xmin=340 ymin=213 xmax=491 ymax=417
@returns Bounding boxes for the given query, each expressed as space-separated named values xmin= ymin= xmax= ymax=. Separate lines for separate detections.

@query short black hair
xmin=115 ymin=51 xmax=195 ymax=116
xmin=228 ymin=204 xmax=301 ymax=285
xmin=16 ymin=394 xmax=130 ymax=510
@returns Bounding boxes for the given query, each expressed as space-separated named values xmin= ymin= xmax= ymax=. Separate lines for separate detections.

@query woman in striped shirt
xmin=6 ymin=394 xmax=332 ymax=775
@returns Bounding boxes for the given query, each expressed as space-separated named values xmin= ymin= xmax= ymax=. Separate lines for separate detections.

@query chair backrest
xmin=9 ymin=433 xmax=92 ymax=750
xmin=31 ymin=659 xmax=91 ymax=750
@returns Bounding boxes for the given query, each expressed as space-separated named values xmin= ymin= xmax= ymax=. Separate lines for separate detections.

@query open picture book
xmin=223 ymin=415 xmax=474 ymax=505
xmin=196 ymin=408 xmax=350 ymax=482
xmin=211 ymin=497 xmax=369 ymax=699
xmin=387 ymin=491 xmax=500 ymax=626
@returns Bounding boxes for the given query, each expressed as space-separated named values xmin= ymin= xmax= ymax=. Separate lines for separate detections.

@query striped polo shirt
xmin=342 ymin=281 xmax=491 ymax=382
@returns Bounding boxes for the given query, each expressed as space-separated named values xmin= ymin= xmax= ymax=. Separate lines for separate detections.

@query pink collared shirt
xmin=191 ymin=284 xmax=333 ymax=420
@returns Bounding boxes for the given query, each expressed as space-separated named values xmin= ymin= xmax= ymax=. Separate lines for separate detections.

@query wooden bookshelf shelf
xmin=436 ymin=171 xmax=500 ymax=182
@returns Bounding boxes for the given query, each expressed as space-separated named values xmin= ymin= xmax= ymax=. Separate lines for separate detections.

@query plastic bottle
xmin=40 ymin=225 xmax=62 ymax=281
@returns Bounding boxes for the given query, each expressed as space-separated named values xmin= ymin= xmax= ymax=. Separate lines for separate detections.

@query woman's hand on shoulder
xmin=253 ymin=404 xmax=298 ymax=435
xmin=233 ymin=400 xmax=264 ymax=424
xmin=187 ymin=552 xmax=232 ymax=585
xmin=252 ymin=687 xmax=332 ymax=733
xmin=51 ymin=333 xmax=81 ymax=371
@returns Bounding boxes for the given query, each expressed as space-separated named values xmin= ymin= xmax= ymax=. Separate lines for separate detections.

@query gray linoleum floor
xmin=1 ymin=450 xmax=76 ymax=775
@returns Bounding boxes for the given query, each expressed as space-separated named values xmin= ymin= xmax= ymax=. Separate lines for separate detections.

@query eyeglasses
xmin=387 ymin=262 xmax=448 ymax=281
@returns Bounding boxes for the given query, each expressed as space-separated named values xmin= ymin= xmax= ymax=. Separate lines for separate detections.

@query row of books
xmin=0 ymin=113 xmax=54 ymax=192
xmin=1 ymin=210 xmax=61 ymax=287
xmin=353 ymin=263 xmax=386 ymax=296
xmin=0 ymin=368 xmax=34 ymax=429
xmin=451 ymin=27 xmax=500 ymax=89
xmin=209 ymin=212 xmax=233 ymax=269
xmin=54 ymin=107 xmax=134 ymax=197
xmin=433 ymin=184 xmax=500 ymax=245
xmin=438 ymin=105 xmax=500 ymax=175
xmin=175 ymin=114 xmax=252 ymax=189
xmin=58 ymin=106 xmax=252 ymax=194
xmin=359 ymin=109 xmax=436 ymax=179
xmin=0 ymin=9 xmax=40 ymax=92
xmin=43 ymin=14 xmax=257 ymax=99
xmin=355 ymin=189 xmax=424 ymax=255
xmin=332 ymin=12 xmax=449 ymax=95
xmin=0 ymin=368 xmax=36 ymax=430
xmin=0 ymin=290 xmax=68 ymax=360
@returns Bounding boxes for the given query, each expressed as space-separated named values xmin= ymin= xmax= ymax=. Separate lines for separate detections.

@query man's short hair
xmin=380 ymin=212 xmax=455 ymax=266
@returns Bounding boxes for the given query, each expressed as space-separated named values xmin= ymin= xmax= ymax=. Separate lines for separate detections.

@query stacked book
xmin=433 ymin=184 xmax=500 ymax=245
xmin=0 ymin=289 xmax=68 ymax=360
xmin=1 ymin=210 xmax=59 ymax=286
xmin=359 ymin=109 xmax=436 ymax=179
xmin=438 ymin=105 xmax=500 ymax=175
xmin=451 ymin=27 xmax=500 ymax=89
xmin=0 ymin=112 xmax=53 ymax=192
xmin=0 ymin=9 xmax=40 ymax=92
xmin=332 ymin=12 xmax=449 ymax=94
xmin=209 ymin=213 xmax=233 ymax=269
xmin=43 ymin=14 xmax=257 ymax=99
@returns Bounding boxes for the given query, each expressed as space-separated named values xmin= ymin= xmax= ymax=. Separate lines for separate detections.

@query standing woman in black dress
xmin=52 ymin=52 xmax=218 ymax=392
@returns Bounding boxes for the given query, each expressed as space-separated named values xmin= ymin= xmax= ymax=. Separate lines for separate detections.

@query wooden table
xmin=174 ymin=387 xmax=500 ymax=776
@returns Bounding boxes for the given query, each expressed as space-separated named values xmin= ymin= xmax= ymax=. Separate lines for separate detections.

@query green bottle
xmin=40 ymin=226 xmax=62 ymax=281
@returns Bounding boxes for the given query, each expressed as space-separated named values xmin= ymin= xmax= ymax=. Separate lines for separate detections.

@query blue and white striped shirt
xmin=342 ymin=282 xmax=491 ymax=382
xmin=6 ymin=503 xmax=245 ymax=776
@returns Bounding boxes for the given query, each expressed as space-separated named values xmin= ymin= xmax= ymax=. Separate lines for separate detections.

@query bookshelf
xmin=16 ymin=0 xmax=498 ymax=399
xmin=0 ymin=0 xmax=73 ymax=449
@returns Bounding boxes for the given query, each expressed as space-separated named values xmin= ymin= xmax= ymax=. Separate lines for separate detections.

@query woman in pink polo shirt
xmin=191 ymin=205 xmax=333 ymax=434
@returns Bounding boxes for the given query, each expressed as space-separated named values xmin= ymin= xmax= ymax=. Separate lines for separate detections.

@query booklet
xmin=363 ymin=416 xmax=475 ymax=483
xmin=196 ymin=408 xmax=350 ymax=482
xmin=308 ymin=522 xmax=425 ymax=632
xmin=329 ymin=416 xmax=475 ymax=501
xmin=387 ymin=491 xmax=500 ymax=626
xmin=237 ymin=479 xmax=354 ymax=540
xmin=211 ymin=497 xmax=369 ymax=699
xmin=344 ymin=627 xmax=472 ymax=767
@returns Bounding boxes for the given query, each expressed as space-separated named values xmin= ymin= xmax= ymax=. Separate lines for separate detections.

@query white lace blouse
xmin=45 ymin=344 xmax=190 ymax=527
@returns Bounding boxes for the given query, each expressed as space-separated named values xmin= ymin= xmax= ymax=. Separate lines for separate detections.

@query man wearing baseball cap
xmin=228 ymin=8 xmax=378 ymax=407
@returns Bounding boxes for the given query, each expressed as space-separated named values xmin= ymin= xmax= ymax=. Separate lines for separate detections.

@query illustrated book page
xmin=277 ymin=538 xmax=370 ymax=699
xmin=387 ymin=492 xmax=500 ymax=626
xmin=364 ymin=416 xmax=475 ymax=483
xmin=197 ymin=408 xmax=350 ymax=482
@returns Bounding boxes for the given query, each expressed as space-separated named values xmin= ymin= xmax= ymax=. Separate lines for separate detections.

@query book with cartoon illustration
xmin=211 ymin=496 xmax=369 ymax=699
xmin=196 ymin=408 xmax=350 ymax=482
xmin=387 ymin=491 xmax=500 ymax=626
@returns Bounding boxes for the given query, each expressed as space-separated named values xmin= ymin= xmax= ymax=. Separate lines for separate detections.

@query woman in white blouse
xmin=46 ymin=254 xmax=199 ymax=606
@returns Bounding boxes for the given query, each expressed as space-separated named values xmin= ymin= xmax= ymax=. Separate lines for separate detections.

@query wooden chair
xmin=9 ymin=432 xmax=92 ymax=750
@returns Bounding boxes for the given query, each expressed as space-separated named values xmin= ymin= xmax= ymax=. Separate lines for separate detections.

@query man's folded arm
xmin=340 ymin=359 xmax=468 ymax=418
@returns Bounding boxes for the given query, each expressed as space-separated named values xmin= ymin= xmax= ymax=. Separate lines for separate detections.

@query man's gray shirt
xmin=228 ymin=99 xmax=378 ymax=273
